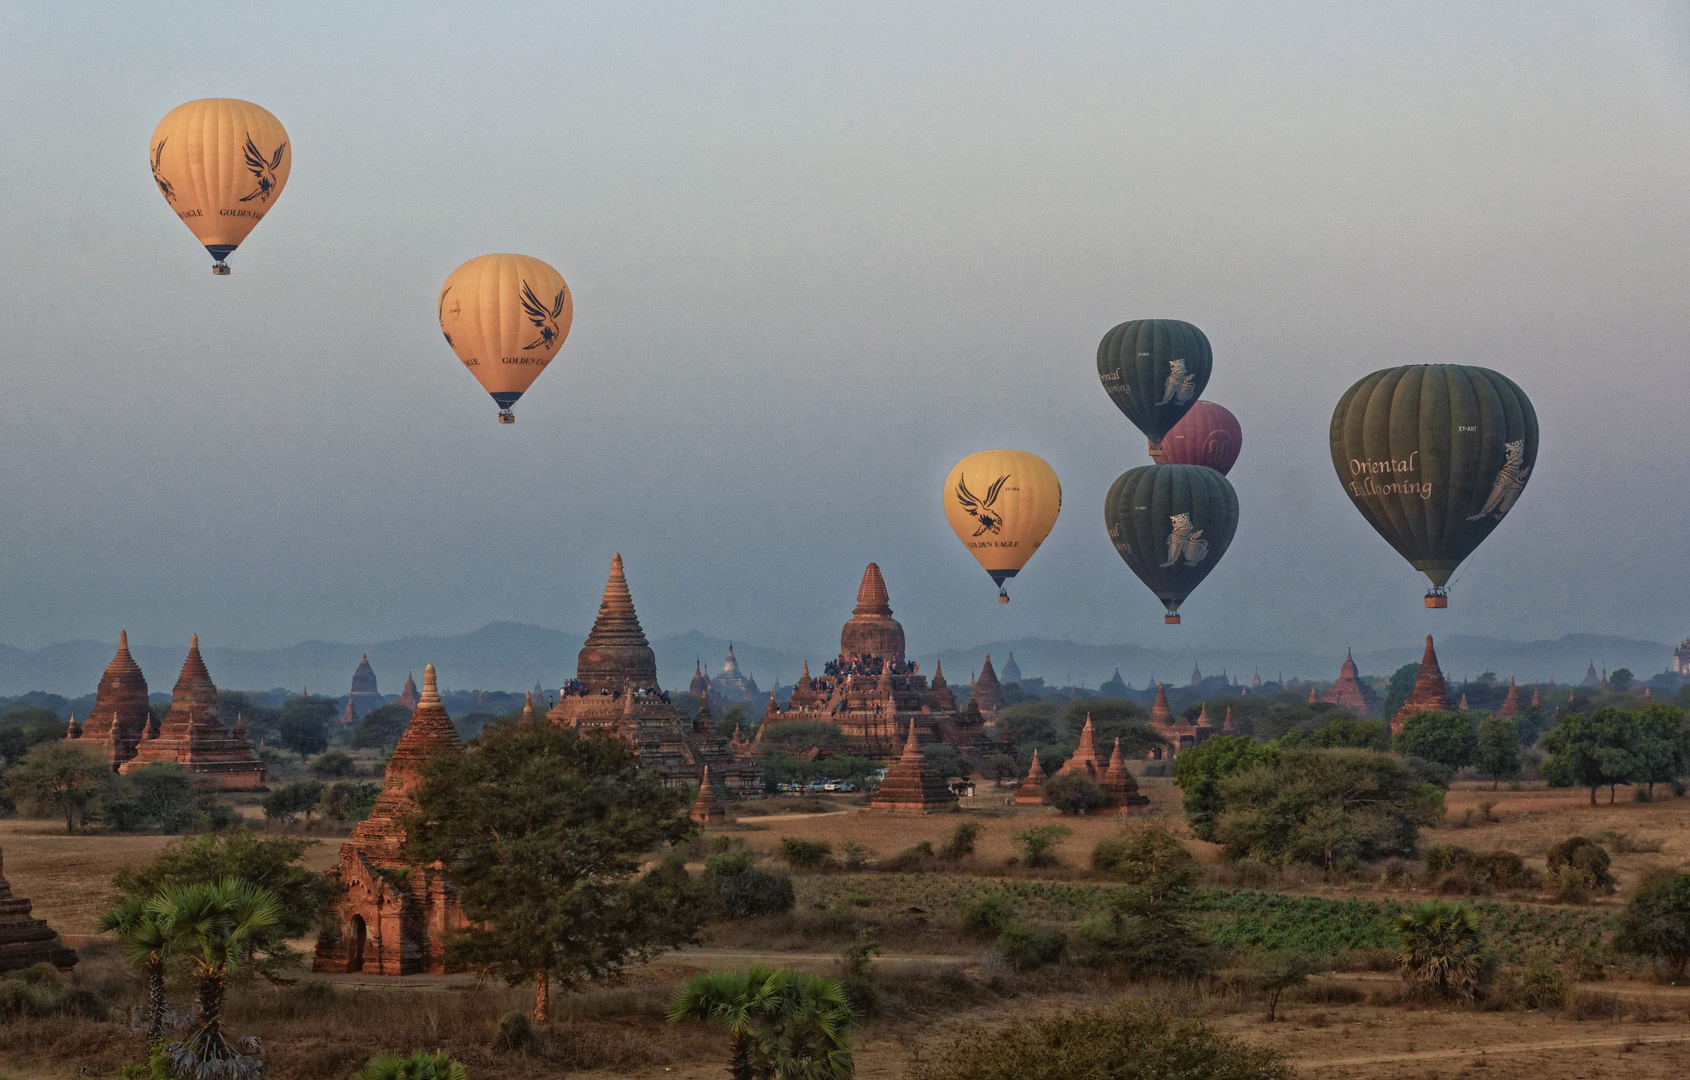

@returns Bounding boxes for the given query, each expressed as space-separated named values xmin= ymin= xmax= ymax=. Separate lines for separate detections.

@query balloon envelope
xmin=1329 ymin=364 xmax=1537 ymax=598
xmin=150 ymin=99 xmax=291 ymax=273
xmin=1096 ymin=319 xmax=1213 ymax=448
xmin=943 ymin=449 xmax=1062 ymax=601
xmin=1159 ymin=401 xmax=1242 ymax=474
xmin=1104 ymin=464 xmax=1239 ymax=623
xmin=439 ymin=254 xmax=574 ymax=422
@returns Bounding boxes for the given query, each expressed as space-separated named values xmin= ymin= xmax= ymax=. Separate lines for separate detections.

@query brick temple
xmin=868 ymin=723 xmax=956 ymax=812
xmin=0 ymin=849 xmax=76 ymax=972
xmin=1321 ymin=649 xmax=1382 ymax=717
xmin=767 ymin=564 xmax=1004 ymax=759
xmin=117 ymin=636 xmax=265 ymax=790
xmin=314 ymin=664 xmax=463 ymax=975
xmin=1390 ymin=635 xmax=1454 ymax=734
xmin=69 ymin=631 xmax=152 ymax=771
xmin=546 ymin=554 xmax=760 ymax=796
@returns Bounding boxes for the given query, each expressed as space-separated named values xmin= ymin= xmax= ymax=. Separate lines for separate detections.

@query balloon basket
xmin=1164 ymin=614 xmax=1181 ymax=625
xmin=211 ymin=261 xmax=230 ymax=276
xmin=497 ymin=410 xmax=516 ymax=425
xmin=1424 ymin=589 xmax=1448 ymax=609
xmin=1147 ymin=439 xmax=1166 ymax=463
xmin=998 ymin=587 xmax=1009 ymax=604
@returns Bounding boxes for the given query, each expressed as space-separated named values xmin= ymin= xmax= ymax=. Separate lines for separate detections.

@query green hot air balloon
xmin=1329 ymin=365 xmax=1538 ymax=608
xmin=1097 ymin=319 xmax=1213 ymax=456
xmin=1104 ymin=464 xmax=1239 ymax=624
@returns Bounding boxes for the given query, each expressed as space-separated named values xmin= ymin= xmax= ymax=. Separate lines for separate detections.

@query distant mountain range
xmin=0 ymin=624 xmax=1676 ymax=700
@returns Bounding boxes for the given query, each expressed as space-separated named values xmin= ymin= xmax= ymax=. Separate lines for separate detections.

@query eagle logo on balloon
xmin=955 ymin=474 xmax=1010 ymax=536
xmin=520 ymin=281 xmax=568 ymax=351
xmin=1156 ymin=358 xmax=1197 ymax=407
xmin=1467 ymin=440 xmax=1531 ymax=521
xmin=151 ymin=139 xmax=175 ymax=203
xmin=239 ymin=134 xmax=287 ymax=204
xmin=1161 ymin=513 xmax=1209 ymax=568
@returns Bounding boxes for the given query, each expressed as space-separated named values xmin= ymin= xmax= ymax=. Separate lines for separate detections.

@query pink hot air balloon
xmin=1156 ymin=401 xmax=1242 ymax=474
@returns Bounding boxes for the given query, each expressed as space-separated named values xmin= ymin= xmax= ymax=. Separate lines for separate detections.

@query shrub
xmin=839 ymin=934 xmax=881 ymax=1017
xmin=312 ymin=750 xmax=357 ymax=779
xmin=319 ymin=780 xmax=381 ymax=824
xmin=1614 ymin=869 xmax=1690 ymax=982
xmin=958 ymin=893 xmax=1016 ymax=941
xmin=1013 ymin=824 xmax=1072 ymax=868
xmin=491 ymin=1010 xmax=541 ymax=1055
xmin=939 ymin=822 xmax=984 ymax=860
xmin=1399 ymin=755 xmax=1456 ymax=788
xmin=1420 ymin=845 xmax=1541 ymax=895
xmin=1091 ymin=825 xmax=1195 ymax=898
xmin=879 ymin=841 xmax=936 ymax=872
xmin=1042 ymin=773 xmax=1111 ymax=815
xmin=1520 ymin=949 xmax=1569 ymax=1010
xmin=261 ymin=778 xmax=326 ymax=823
xmin=353 ymin=1051 xmax=469 ymax=1079
xmin=995 ymin=925 xmax=1067 ymax=971
xmin=704 ymin=852 xmax=796 ymax=919
xmin=838 ymin=840 xmax=877 ymax=870
xmin=1394 ymin=711 xmax=1476 ymax=772
xmin=779 ymin=837 xmax=833 ymax=869
xmin=1546 ymin=837 xmax=1615 ymax=895
xmin=906 ymin=1000 xmax=1292 ymax=1080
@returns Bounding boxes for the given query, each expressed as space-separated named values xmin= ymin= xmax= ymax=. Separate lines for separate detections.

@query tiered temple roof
xmin=1147 ymin=684 xmax=1198 ymax=755
xmin=1321 ymin=649 xmax=1382 ymax=717
xmin=1496 ymin=678 xmax=1521 ymax=717
xmin=1054 ymin=715 xmax=1102 ymax=783
xmin=1001 ymin=653 xmax=1022 ymax=684
xmin=868 ymin=724 xmax=956 ymax=812
xmin=398 ymin=673 xmax=420 ymax=710
xmin=1390 ymin=635 xmax=1454 ymax=734
xmin=768 ymin=565 xmax=1003 ymax=759
xmin=1101 ymin=738 xmax=1149 ymax=811
xmin=1013 ymin=749 xmax=1047 ymax=805
xmin=119 ymin=636 xmax=265 ymax=790
xmin=0 ymin=849 xmax=76 ymax=972
xmin=345 ymin=653 xmax=381 ymax=721
xmin=73 ymin=632 xmax=150 ymax=770
xmin=690 ymin=766 xmax=728 ymax=824
xmin=971 ymin=654 xmax=1005 ymax=717
xmin=314 ymin=664 xmax=462 ymax=975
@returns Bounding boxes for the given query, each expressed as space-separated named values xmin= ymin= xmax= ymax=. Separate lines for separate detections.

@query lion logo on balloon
xmin=238 ymin=134 xmax=287 ymax=204
xmin=1157 ymin=358 xmax=1198 ymax=407
xmin=520 ymin=280 xmax=568 ymax=351
xmin=1161 ymin=513 xmax=1208 ymax=568
xmin=956 ymin=474 xmax=1010 ymax=537
xmin=1467 ymin=439 xmax=1531 ymax=521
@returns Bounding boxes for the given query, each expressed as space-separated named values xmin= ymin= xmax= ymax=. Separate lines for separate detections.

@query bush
xmin=491 ymin=1010 xmax=541 ymax=1055
xmin=312 ymin=750 xmax=357 ymax=779
xmin=1545 ymin=837 xmax=1615 ymax=895
xmin=779 ymin=837 xmax=833 ymax=868
xmin=1014 ymin=824 xmax=1072 ymax=868
xmin=1042 ymin=773 xmax=1111 ymax=815
xmin=995 ymin=925 xmax=1067 ymax=971
xmin=1614 ymin=869 xmax=1690 ymax=982
xmin=261 ymin=778 xmax=325 ymax=823
xmin=838 ymin=840 xmax=877 ymax=870
xmin=1091 ymin=825 xmax=1195 ymax=897
xmin=350 ymin=704 xmax=413 ymax=750
xmin=939 ymin=822 xmax=983 ymax=860
xmin=1399 ymin=755 xmax=1456 ymax=788
xmin=1394 ymin=711 xmax=1476 ymax=772
xmin=1520 ymin=949 xmax=1569 ymax=1010
xmin=319 ymin=780 xmax=382 ymax=824
xmin=879 ymin=841 xmax=936 ymax=872
xmin=906 ymin=1000 xmax=1292 ymax=1080
xmin=1420 ymin=845 xmax=1541 ymax=895
xmin=958 ymin=893 xmax=1016 ymax=941
xmin=703 ymin=852 xmax=796 ymax=919
xmin=100 ymin=763 xmax=229 ymax=834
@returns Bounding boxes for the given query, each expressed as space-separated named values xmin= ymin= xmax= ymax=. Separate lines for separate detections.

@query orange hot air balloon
xmin=943 ymin=450 xmax=1062 ymax=603
xmin=150 ymin=99 xmax=291 ymax=274
xmin=438 ymin=254 xmax=573 ymax=423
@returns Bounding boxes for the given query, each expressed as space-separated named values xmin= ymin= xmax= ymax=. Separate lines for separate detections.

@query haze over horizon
xmin=3 ymin=3 xmax=1688 ymax=660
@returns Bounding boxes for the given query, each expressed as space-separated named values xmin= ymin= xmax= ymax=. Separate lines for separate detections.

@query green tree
xmin=1614 ymin=870 xmax=1690 ymax=982
xmin=319 ymin=780 xmax=382 ymax=824
xmin=1277 ymin=716 xmax=1387 ymax=751
xmin=1393 ymin=711 xmax=1475 ymax=772
xmin=1214 ymin=749 xmax=1443 ymax=867
xmin=1473 ymin=715 xmax=1522 ymax=789
xmin=407 ymin=723 xmax=705 ymax=1022
xmin=1013 ymin=824 xmax=1073 ymax=868
xmin=1235 ymin=948 xmax=1321 ymax=1022
xmin=1395 ymin=899 xmax=1486 ymax=1002
xmin=1633 ymin=704 xmax=1690 ymax=798
xmin=260 ymin=778 xmax=325 ymax=823
xmin=98 ymin=896 xmax=174 ymax=1046
xmin=276 ymin=696 xmax=336 ymax=759
xmin=111 ymin=827 xmax=336 ymax=976
xmin=311 ymin=750 xmax=357 ymax=779
xmin=1077 ymin=824 xmax=1218 ymax=978
xmin=1380 ymin=663 xmax=1421 ymax=724
xmin=149 ymin=878 xmax=282 ymax=1075
xmin=352 ymin=1051 xmax=469 ymax=1080
xmin=351 ymin=704 xmax=413 ymax=750
xmin=101 ymin=763 xmax=206 ymax=833
xmin=920 ymin=743 xmax=975 ymax=780
xmin=704 ymin=852 xmax=795 ymax=919
xmin=1041 ymin=772 xmax=1111 ymax=815
xmin=1090 ymin=825 xmax=1195 ymax=904
xmin=1608 ymin=668 xmax=1634 ymax=690
xmin=1170 ymin=734 xmax=1276 ymax=842
xmin=4 ymin=741 xmax=114 ymax=832
xmin=1540 ymin=708 xmax=1643 ymax=804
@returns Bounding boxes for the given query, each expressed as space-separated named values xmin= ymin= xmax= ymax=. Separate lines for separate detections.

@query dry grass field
xmin=3 ymin=781 xmax=1690 ymax=1078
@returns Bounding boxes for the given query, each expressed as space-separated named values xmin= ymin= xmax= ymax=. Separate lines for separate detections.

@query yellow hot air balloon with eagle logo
xmin=438 ymin=253 xmax=574 ymax=423
xmin=943 ymin=449 xmax=1062 ymax=602
xmin=149 ymin=99 xmax=291 ymax=274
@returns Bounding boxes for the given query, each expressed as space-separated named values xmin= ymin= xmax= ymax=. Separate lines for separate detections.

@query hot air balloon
xmin=1158 ymin=400 xmax=1242 ymax=474
xmin=1329 ymin=365 xmax=1537 ymax=608
xmin=943 ymin=450 xmax=1062 ymax=603
xmin=1097 ymin=319 xmax=1212 ymax=456
xmin=1104 ymin=464 xmax=1239 ymax=624
xmin=438 ymin=254 xmax=574 ymax=423
xmin=149 ymin=99 xmax=291 ymax=274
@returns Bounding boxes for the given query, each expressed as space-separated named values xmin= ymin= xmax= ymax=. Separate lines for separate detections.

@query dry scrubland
xmin=3 ymin=781 xmax=1690 ymax=1078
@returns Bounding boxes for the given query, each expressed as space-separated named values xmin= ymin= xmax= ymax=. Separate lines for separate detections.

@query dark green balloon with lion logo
xmin=1096 ymin=319 xmax=1213 ymax=452
xmin=1104 ymin=464 xmax=1239 ymax=624
xmin=1329 ymin=364 xmax=1537 ymax=607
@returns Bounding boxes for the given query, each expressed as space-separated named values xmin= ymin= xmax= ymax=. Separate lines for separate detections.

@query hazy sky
xmin=2 ymin=2 xmax=1688 ymax=665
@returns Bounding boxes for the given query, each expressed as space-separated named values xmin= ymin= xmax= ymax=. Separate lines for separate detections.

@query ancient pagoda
xmin=1390 ymin=635 xmax=1454 ymax=734
xmin=1321 ymin=649 xmax=1382 ymax=717
xmin=1146 ymin=684 xmax=1199 ymax=756
xmin=71 ymin=631 xmax=151 ymax=770
xmin=1101 ymin=738 xmax=1150 ymax=811
xmin=1496 ymin=678 xmax=1521 ymax=717
xmin=314 ymin=664 xmax=463 ymax=975
xmin=345 ymin=654 xmax=381 ymax=720
xmin=398 ymin=673 xmax=420 ymax=710
xmin=1001 ymin=653 xmax=1022 ymax=684
xmin=547 ymin=555 xmax=760 ymax=796
xmin=1054 ymin=715 xmax=1103 ymax=782
xmin=0 ymin=849 xmax=76 ymax=972
xmin=690 ymin=766 xmax=728 ymax=824
xmin=869 ymin=723 xmax=956 ymax=812
xmin=772 ymin=565 xmax=1004 ymax=759
xmin=119 ymin=636 xmax=265 ymax=790
xmin=709 ymin=645 xmax=760 ymax=703
xmin=1014 ymin=749 xmax=1048 ymax=805
xmin=971 ymin=654 xmax=1005 ymax=717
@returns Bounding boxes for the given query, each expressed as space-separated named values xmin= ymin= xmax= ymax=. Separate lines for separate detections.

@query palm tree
xmin=760 ymin=973 xmax=855 ymax=1080
xmin=148 ymin=877 xmax=281 ymax=1077
xmin=1396 ymin=899 xmax=1487 ymax=1002
xmin=668 ymin=965 xmax=796 ymax=1080
xmin=98 ymin=896 xmax=175 ymax=1046
xmin=352 ymin=1050 xmax=470 ymax=1080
